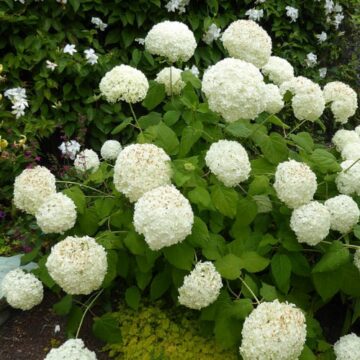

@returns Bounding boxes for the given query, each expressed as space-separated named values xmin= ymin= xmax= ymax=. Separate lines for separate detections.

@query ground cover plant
xmin=0 ymin=0 xmax=360 ymax=359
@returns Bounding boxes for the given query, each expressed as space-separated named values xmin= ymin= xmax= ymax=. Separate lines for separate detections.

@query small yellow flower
xmin=0 ymin=137 xmax=8 ymax=150
xmin=0 ymin=64 xmax=3 ymax=74
xmin=14 ymin=135 xmax=27 ymax=149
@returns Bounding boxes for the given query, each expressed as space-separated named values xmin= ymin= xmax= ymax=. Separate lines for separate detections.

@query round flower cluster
xmin=221 ymin=20 xmax=272 ymax=68
xmin=332 ymin=129 xmax=360 ymax=152
xmin=323 ymin=81 xmax=358 ymax=124
xmin=239 ymin=300 xmax=306 ymax=360
xmin=74 ymin=149 xmax=100 ymax=173
xmin=155 ymin=67 xmax=185 ymax=96
xmin=280 ymin=76 xmax=325 ymax=121
xmin=261 ymin=56 xmax=294 ymax=85
xmin=178 ymin=261 xmax=222 ymax=310
xmin=46 ymin=236 xmax=107 ymax=295
xmin=145 ymin=21 xmax=197 ymax=63
xmin=100 ymin=140 xmax=122 ymax=160
xmin=341 ymin=142 xmax=360 ymax=161
xmin=273 ymin=160 xmax=317 ymax=209
xmin=263 ymin=84 xmax=284 ymax=114
xmin=13 ymin=166 xmax=56 ymax=215
xmin=336 ymin=160 xmax=360 ymax=196
xmin=44 ymin=339 xmax=97 ymax=360
xmin=99 ymin=64 xmax=149 ymax=104
xmin=1 ymin=269 xmax=43 ymax=311
xmin=325 ymin=195 xmax=360 ymax=234
xmin=290 ymin=201 xmax=331 ymax=246
xmin=202 ymin=58 xmax=266 ymax=122
xmin=205 ymin=140 xmax=251 ymax=187
xmin=133 ymin=185 xmax=194 ymax=251
xmin=333 ymin=333 xmax=360 ymax=360
xmin=35 ymin=193 xmax=77 ymax=234
xmin=113 ymin=143 xmax=172 ymax=202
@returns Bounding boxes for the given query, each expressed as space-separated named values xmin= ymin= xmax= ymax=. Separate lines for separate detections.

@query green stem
xmin=56 ymin=180 xmax=109 ymax=195
xmin=285 ymin=119 xmax=307 ymax=138
xmin=129 ymin=103 xmax=142 ymax=133
xmin=344 ymin=158 xmax=360 ymax=173
xmin=239 ymin=277 xmax=261 ymax=305
xmin=321 ymin=240 xmax=359 ymax=250
xmin=75 ymin=289 xmax=104 ymax=339
xmin=96 ymin=230 xmax=128 ymax=240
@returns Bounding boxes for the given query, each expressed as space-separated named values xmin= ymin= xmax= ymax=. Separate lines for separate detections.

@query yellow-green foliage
xmin=105 ymin=303 xmax=238 ymax=360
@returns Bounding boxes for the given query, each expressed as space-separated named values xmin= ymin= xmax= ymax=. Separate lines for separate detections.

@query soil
xmin=0 ymin=292 xmax=110 ymax=360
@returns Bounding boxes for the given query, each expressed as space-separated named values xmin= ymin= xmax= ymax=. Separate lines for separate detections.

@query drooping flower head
xmin=100 ymin=140 xmax=122 ymax=160
xmin=74 ymin=149 xmax=100 ymax=174
xmin=261 ymin=56 xmax=295 ymax=85
xmin=44 ymin=339 xmax=97 ymax=360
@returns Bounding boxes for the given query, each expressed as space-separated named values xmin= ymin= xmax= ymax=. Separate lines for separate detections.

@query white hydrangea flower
xmin=145 ymin=21 xmax=197 ymax=63
xmin=178 ymin=261 xmax=222 ymax=310
xmin=305 ymin=52 xmax=317 ymax=67
xmin=100 ymin=140 xmax=122 ymax=160
xmin=184 ymin=64 xmax=200 ymax=77
xmin=316 ymin=31 xmax=327 ymax=43
xmin=205 ymin=140 xmax=251 ymax=187
xmin=334 ymin=333 xmax=360 ymax=360
xmin=355 ymin=126 xmax=360 ymax=137
xmin=221 ymin=20 xmax=272 ymax=68
xmin=46 ymin=236 xmax=107 ymax=295
xmin=261 ymin=56 xmax=295 ymax=85
xmin=133 ymin=185 xmax=194 ymax=251
xmin=14 ymin=166 xmax=56 ymax=215
xmin=290 ymin=201 xmax=331 ymax=246
xmin=46 ymin=60 xmax=58 ymax=71
xmin=325 ymin=0 xmax=334 ymax=14
xmin=91 ymin=17 xmax=108 ymax=31
xmin=44 ymin=339 xmax=97 ymax=360
xmin=323 ymin=81 xmax=358 ymax=124
xmin=202 ymin=23 xmax=222 ymax=44
xmin=165 ymin=0 xmax=189 ymax=13
xmin=319 ymin=67 xmax=327 ymax=79
xmin=240 ymin=300 xmax=306 ymax=360
xmin=84 ymin=48 xmax=98 ymax=65
xmin=245 ymin=8 xmax=264 ymax=22
xmin=285 ymin=6 xmax=299 ymax=22
xmin=273 ymin=160 xmax=317 ymax=209
xmin=114 ymin=143 xmax=172 ymax=202
xmin=333 ymin=13 xmax=344 ymax=29
xmin=280 ymin=76 xmax=325 ymax=121
xmin=202 ymin=58 xmax=266 ymax=122
xmin=332 ymin=129 xmax=360 ymax=152
xmin=63 ymin=44 xmax=77 ymax=55
xmin=74 ymin=149 xmax=100 ymax=174
xmin=135 ymin=38 xmax=145 ymax=45
xmin=334 ymin=3 xmax=343 ymax=12
xmin=58 ymin=140 xmax=81 ymax=160
xmin=1 ymin=269 xmax=43 ymax=311
xmin=324 ymin=195 xmax=359 ymax=234
xmin=99 ymin=65 xmax=149 ymax=104
xmin=263 ymin=84 xmax=284 ymax=114
xmin=336 ymin=160 xmax=360 ymax=196
xmin=155 ymin=67 xmax=185 ymax=96
xmin=341 ymin=142 xmax=360 ymax=161
xmin=35 ymin=193 xmax=77 ymax=234
xmin=4 ymin=87 xmax=29 ymax=118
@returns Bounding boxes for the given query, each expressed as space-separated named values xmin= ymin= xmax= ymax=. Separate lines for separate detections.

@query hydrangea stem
xmin=56 ymin=180 xmax=110 ymax=196
xmin=285 ymin=119 xmax=307 ymax=138
xmin=239 ymin=277 xmax=261 ymax=305
xmin=321 ymin=240 xmax=359 ymax=250
xmin=129 ymin=103 xmax=142 ymax=133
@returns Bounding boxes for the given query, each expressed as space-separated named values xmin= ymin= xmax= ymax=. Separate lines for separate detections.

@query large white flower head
xmin=239 ymin=300 xmax=306 ymax=360
xmin=46 ymin=236 xmax=107 ymax=295
xmin=263 ymin=84 xmax=284 ymax=114
xmin=44 ymin=339 xmax=97 ymax=360
xmin=341 ymin=142 xmax=360 ymax=161
xmin=290 ymin=201 xmax=331 ymax=246
xmin=35 ymin=193 xmax=77 ymax=234
xmin=261 ymin=56 xmax=295 ymax=85
xmin=100 ymin=140 xmax=122 ymax=160
xmin=1 ymin=269 xmax=43 ymax=311
xmin=144 ymin=21 xmax=197 ymax=63
xmin=332 ymin=129 xmax=360 ymax=152
xmin=99 ymin=65 xmax=149 ymax=104
xmin=13 ymin=166 xmax=56 ymax=215
xmin=133 ymin=185 xmax=194 ymax=251
xmin=280 ymin=76 xmax=325 ymax=121
xmin=355 ymin=126 xmax=360 ymax=137
xmin=202 ymin=58 xmax=266 ymax=122
xmin=221 ymin=20 xmax=272 ymax=68
xmin=324 ymin=195 xmax=359 ymax=234
xmin=178 ymin=261 xmax=222 ymax=310
xmin=336 ymin=160 xmax=360 ymax=196
xmin=205 ymin=140 xmax=251 ymax=187
xmin=273 ymin=160 xmax=317 ymax=209
xmin=74 ymin=149 xmax=100 ymax=174
xmin=155 ymin=67 xmax=185 ymax=96
xmin=113 ymin=143 xmax=172 ymax=202
xmin=323 ymin=81 xmax=358 ymax=124
xmin=334 ymin=333 xmax=360 ymax=360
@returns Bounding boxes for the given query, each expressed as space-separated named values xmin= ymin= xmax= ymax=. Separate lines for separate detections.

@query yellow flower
xmin=0 ymin=137 xmax=8 ymax=151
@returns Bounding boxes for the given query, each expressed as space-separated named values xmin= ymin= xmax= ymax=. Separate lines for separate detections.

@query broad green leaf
xmin=123 ymin=231 xmax=146 ymax=256
xmin=271 ymin=253 xmax=292 ymax=293
xmin=150 ymin=270 xmax=171 ymax=301
xmin=214 ymin=315 xmax=243 ymax=349
xmin=102 ymin=250 xmax=118 ymax=288
xmin=95 ymin=198 xmax=116 ymax=219
xmin=239 ymin=251 xmax=269 ymax=273
xmin=142 ymin=81 xmax=166 ymax=110
xmin=290 ymin=132 xmax=314 ymax=152
xmin=230 ymin=299 xmax=253 ymax=320
xmin=253 ymin=132 xmax=289 ymax=165
xmin=267 ymin=114 xmax=290 ymax=129
xmin=163 ymin=242 xmax=194 ymax=270
xmin=145 ymin=122 xmax=180 ymax=155
xmin=163 ymin=110 xmax=182 ymax=126
xmin=181 ymin=71 xmax=201 ymax=88
xmin=235 ymin=198 xmax=258 ymax=227
xmin=53 ymin=295 xmax=73 ymax=316
xmin=188 ymin=187 xmax=212 ymax=208
xmin=111 ymin=118 xmax=132 ymax=135
xmin=138 ymin=112 xmax=162 ymax=129
xmin=186 ymin=216 xmax=210 ymax=248
xmin=312 ymin=270 xmax=342 ymax=301
xmin=62 ymin=186 xmax=86 ymax=214
xmin=211 ymin=185 xmax=238 ymax=218
xmin=225 ymin=120 xmax=253 ymax=138
xmin=310 ymin=149 xmax=341 ymax=173
xmin=215 ymin=254 xmax=242 ymax=280
xmin=125 ymin=286 xmax=141 ymax=310
xmin=78 ymin=208 xmax=99 ymax=236
xmin=66 ymin=305 xmax=83 ymax=337
xmin=92 ymin=313 xmax=122 ymax=343
xmin=178 ymin=122 xmax=203 ymax=157
xmin=260 ymin=283 xmax=278 ymax=301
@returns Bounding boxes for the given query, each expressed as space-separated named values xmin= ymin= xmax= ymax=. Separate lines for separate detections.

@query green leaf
xmin=53 ymin=295 xmax=73 ymax=316
xmin=111 ymin=118 xmax=132 ymax=135
xmin=299 ymin=345 xmax=317 ymax=360
xmin=150 ymin=270 xmax=171 ymax=301
xmin=290 ymin=132 xmax=314 ymax=152
xmin=312 ymin=241 xmax=350 ymax=273
xmin=125 ymin=286 xmax=141 ymax=310
xmin=178 ymin=122 xmax=203 ymax=157
xmin=239 ymin=251 xmax=269 ymax=273
xmin=163 ymin=242 xmax=194 ymax=271
xmin=95 ymin=198 xmax=116 ymax=219
xmin=163 ymin=110 xmax=182 ymax=126
xmin=180 ymin=83 xmax=198 ymax=108
xmin=181 ymin=71 xmax=201 ymax=89
xmin=123 ymin=231 xmax=146 ymax=256
xmin=66 ymin=305 xmax=83 ymax=337
xmin=78 ymin=208 xmax=99 ymax=236
xmin=62 ymin=186 xmax=86 ymax=214
xmin=142 ymin=81 xmax=166 ymax=110
xmin=235 ymin=198 xmax=258 ymax=227
xmin=215 ymin=254 xmax=242 ymax=280
xmin=188 ymin=187 xmax=212 ymax=208
xmin=138 ymin=112 xmax=162 ymax=129
xmin=260 ymin=283 xmax=278 ymax=301
xmin=186 ymin=217 xmax=209 ymax=248
xmin=225 ymin=121 xmax=253 ymax=138
xmin=214 ymin=315 xmax=243 ymax=349
xmin=144 ymin=122 xmax=179 ymax=155
xmin=271 ymin=253 xmax=292 ymax=293
xmin=312 ymin=270 xmax=341 ymax=301
xmin=92 ymin=313 xmax=122 ymax=343
xmin=211 ymin=185 xmax=238 ymax=218
xmin=230 ymin=299 xmax=253 ymax=320
xmin=102 ymin=250 xmax=118 ymax=288
xmin=310 ymin=149 xmax=341 ymax=173
xmin=68 ymin=0 xmax=80 ymax=12
xmin=253 ymin=132 xmax=289 ymax=165
xmin=267 ymin=114 xmax=290 ymax=129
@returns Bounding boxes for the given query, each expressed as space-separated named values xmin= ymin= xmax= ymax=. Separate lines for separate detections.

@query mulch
xmin=0 ymin=292 xmax=110 ymax=360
